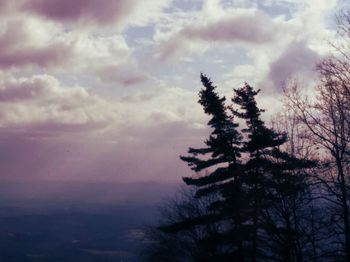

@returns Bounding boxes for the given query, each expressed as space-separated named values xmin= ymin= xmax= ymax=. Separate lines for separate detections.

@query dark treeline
xmin=142 ymin=12 xmax=350 ymax=262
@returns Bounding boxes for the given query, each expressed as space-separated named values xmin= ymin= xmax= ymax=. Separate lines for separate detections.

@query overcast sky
xmin=0 ymin=0 xmax=347 ymax=182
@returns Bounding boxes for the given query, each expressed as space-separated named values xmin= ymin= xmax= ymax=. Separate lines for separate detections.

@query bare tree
xmin=270 ymin=108 xmax=331 ymax=261
xmin=285 ymin=52 xmax=350 ymax=259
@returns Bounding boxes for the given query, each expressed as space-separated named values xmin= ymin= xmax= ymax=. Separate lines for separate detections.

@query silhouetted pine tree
xmin=160 ymin=74 xmax=249 ymax=261
xmin=232 ymin=84 xmax=315 ymax=261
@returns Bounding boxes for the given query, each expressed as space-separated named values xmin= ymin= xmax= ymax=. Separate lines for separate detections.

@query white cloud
xmin=155 ymin=7 xmax=278 ymax=60
xmin=0 ymin=74 xmax=117 ymax=134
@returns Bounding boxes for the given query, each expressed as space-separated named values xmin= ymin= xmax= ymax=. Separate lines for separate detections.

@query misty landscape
xmin=0 ymin=180 xmax=177 ymax=261
xmin=2 ymin=0 xmax=350 ymax=261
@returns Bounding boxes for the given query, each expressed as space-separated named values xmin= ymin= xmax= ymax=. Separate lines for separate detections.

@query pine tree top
xmin=232 ymin=83 xmax=286 ymax=153
xmin=181 ymin=74 xmax=241 ymax=188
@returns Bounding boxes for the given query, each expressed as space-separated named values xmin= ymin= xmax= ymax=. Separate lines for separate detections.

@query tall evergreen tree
xmin=232 ymin=84 xmax=286 ymax=260
xmin=160 ymin=74 xmax=247 ymax=260
xmin=232 ymin=84 xmax=315 ymax=261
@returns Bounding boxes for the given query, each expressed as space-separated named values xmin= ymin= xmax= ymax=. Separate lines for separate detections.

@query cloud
xmin=0 ymin=1 xmax=16 ymax=15
xmin=68 ymin=121 xmax=205 ymax=181
xmin=22 ymin=0 xmax=172 ymax=28
xmin=0 ymin=19 xmax=147 ymax=85
xmin=0 ymin=19 xmax=74 ymax=70
xmin=0 ymin=0 xmax=343 ymax=183
xmin=96 ymin=63 xmax=148 ymax=86
xmin=114 ymin=84 xmax=204 ymax=131
xmin=268 ymin=41 xmax=321 ymax=88
xmin=0 ymin=74 xmax=204 ymax=139
xmin=0 ymin=1 xmax=153 ymax=88
xmin=219 ymin=0 xmax=338 ymax=94
xmin=179 ymin=10 xmax=275 ymax=43
xmin=0 ymin=42 xmax=73 ymax=70
xmin=71 ymin=34 xmax=147 ymax=85
xmin=0 ymin=81 xmax=208 ymax=181
xmin=0 ymin=120 xmax=204 ymax=181
xmin=0 ymin=74 xmax=116 ymax=135
xmin=22 ymin=0 xmax=135 ymax=25
xmin=155 ymin=7 xmax=278 ymax=60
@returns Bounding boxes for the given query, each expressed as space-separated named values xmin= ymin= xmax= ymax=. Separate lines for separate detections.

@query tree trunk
xmin=252 ymin=177 xmax=258 ymax=262
xmin=336 ymin=159 xmax=350 ymax=260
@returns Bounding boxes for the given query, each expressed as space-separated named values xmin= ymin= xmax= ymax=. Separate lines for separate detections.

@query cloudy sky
xmin=0 ymin=0 xmax=347 ymax=183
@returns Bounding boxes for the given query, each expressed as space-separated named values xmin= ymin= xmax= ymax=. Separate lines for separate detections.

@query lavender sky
xmin=0 ymin=0 xmax=347 ymax=183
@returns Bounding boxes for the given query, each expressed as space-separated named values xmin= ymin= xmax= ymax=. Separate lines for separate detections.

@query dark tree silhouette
xmin=142 ymin=188 xmax=222 ymax=262
xmin=231 ymin=84 xmax=315 ymax=261
xmin=162 ymin=74 xmax=246 ymax=260
xmin=285 ymin=70 xmax=350 ymax=260
xmin=271 ymin=109 xmax=326 ymax=261
xmin=144 ymin=75 xmax=315 ymax=262
xmin=284 ymin=12 xmax=350 ymax=255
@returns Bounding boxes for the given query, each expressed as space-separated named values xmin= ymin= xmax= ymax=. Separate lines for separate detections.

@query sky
xmin=0 ymin=0 xmax=347 ymax=183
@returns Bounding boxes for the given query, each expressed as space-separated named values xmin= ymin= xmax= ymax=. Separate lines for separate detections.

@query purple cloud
xmin=22 ymin=0 xmax=138 ymax=25
xmin=182 ymin=12 xmax=275 ymax=43
xmin=0 ymin=20 xmax=74 ymax=69
xmin=0 ymin=0 xmax=18 ymax=15
xmin=268 ymin=41 xmax=321 ymax=88
xmin=0 ymin=43 xmax=73 ymax=69
xmin=96 ymin=64 xmax=148 ymax=86
xmin=156 ymin=9 xmax=277 ymax=60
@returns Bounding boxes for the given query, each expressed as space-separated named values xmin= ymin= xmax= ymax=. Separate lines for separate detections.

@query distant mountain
xmin=0 ymin=180 xmax=180 ymax=208
xmin=0 ymin=180 xmax=181 ymax=261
